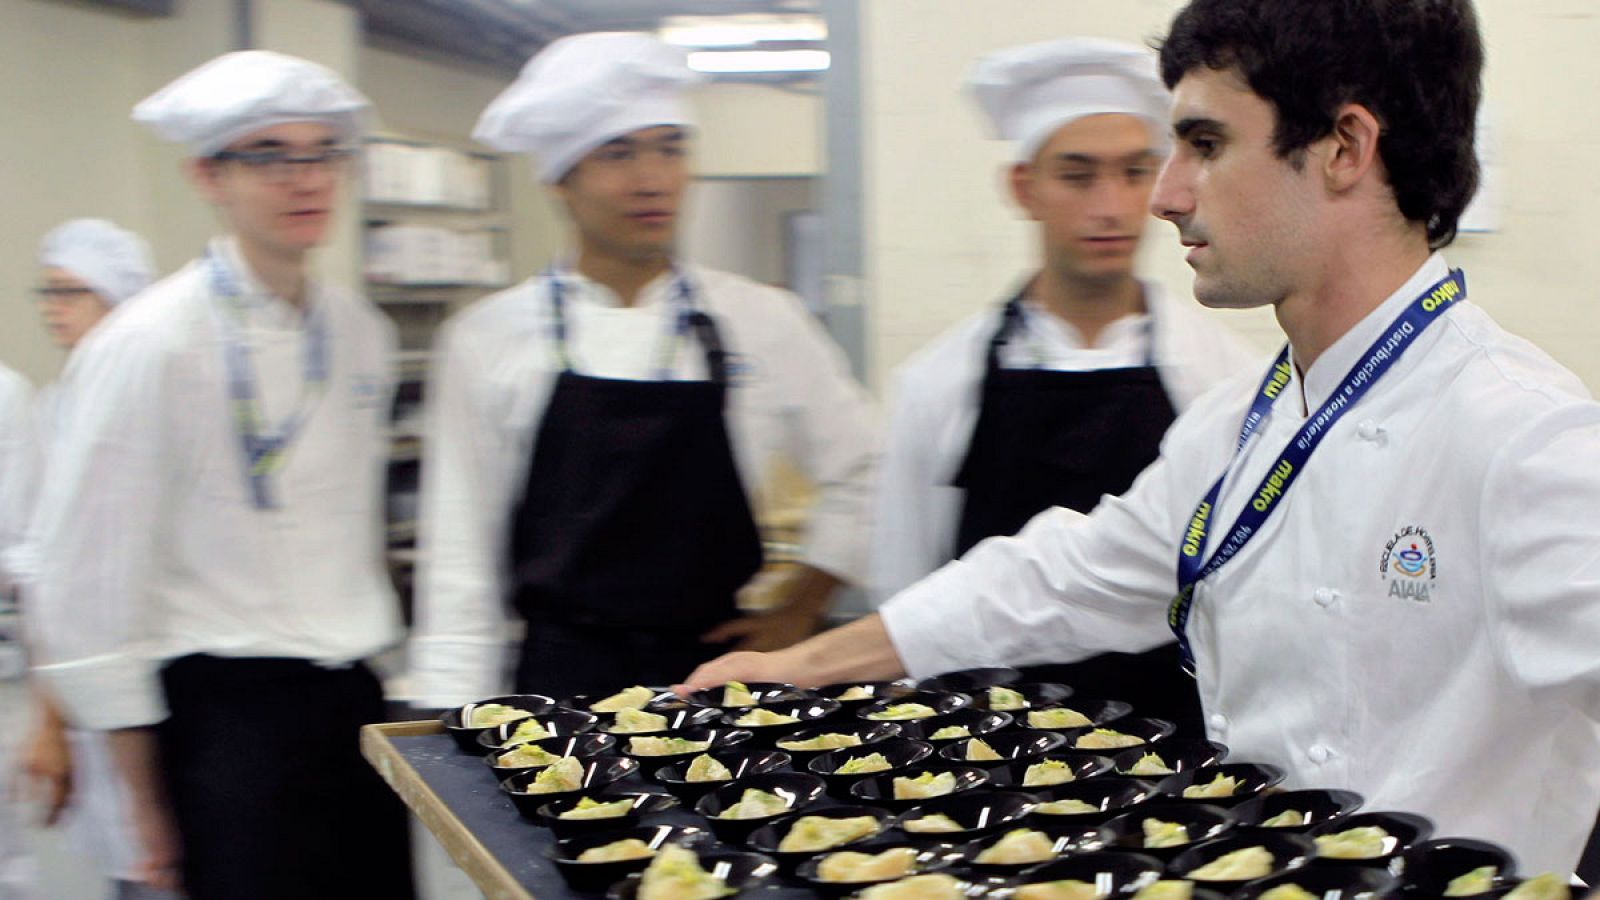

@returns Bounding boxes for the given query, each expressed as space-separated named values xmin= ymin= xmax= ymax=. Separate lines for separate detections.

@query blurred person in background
xmin=12 ymin=218 xmax=168 ymax=900
xmin=869 ymin=39 xmax=1257 ymax=735
xmin=408 ymin=32 xmax=879 ymax=705
xmin=25 ymin=53 xmax=413 ymax=899
xmin=0 ymin=359 xmax=35 ymax=900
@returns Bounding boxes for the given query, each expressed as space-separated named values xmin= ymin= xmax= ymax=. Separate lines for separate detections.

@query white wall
xmin=680 ymin=88 xmax=823 ymax=290
xmin=858 ymin=0 xmax=1600 ymax=392
xmin=1456 ymin=0 xmax=1600 ymax=374
xmin=0 ymin=0 xmax=233 ymax=386
xmin=682 ymin=178 xmax=818 ymax=287
xmin=689 ymin=83 xmax=823 ymax=178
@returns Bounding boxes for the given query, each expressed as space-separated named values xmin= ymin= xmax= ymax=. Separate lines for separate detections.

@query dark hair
xmin=1158 ymin=0 xmax=1483 ymax=247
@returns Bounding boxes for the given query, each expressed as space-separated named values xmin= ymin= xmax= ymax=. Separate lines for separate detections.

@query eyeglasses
xmin=34 ymin=286 xmax=98 ymax=303
xmin=211 ymin=146 xmax=358 ymax=183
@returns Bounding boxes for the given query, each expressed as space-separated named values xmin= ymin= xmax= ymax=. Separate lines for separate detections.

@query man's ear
xmin=1009 ymin=162 xmax=1041 ymax=221
xmin=547 ymin=178 xmax=575 ymax=221
xmin=1323 ymin=102 xmax=1384 ymax=195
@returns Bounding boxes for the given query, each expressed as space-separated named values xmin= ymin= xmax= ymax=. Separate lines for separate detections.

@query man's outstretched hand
xmin=674 ymin=614 xmax=908 ymax=698
xmin=674 ymin=650 xmax=798 ymax=697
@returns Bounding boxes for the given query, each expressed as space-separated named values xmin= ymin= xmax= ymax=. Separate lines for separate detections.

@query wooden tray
xmin=362 ymin=720 xmax=535 ymax=900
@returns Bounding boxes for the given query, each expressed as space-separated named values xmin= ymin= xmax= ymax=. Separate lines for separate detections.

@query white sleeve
xmin=408 ymin=317 xmax=514 ymax=708
xmin=30 ymin=328 xmax=170 ymax=730
xmin=769 ymin=298 xmax=881 ymax=584
xmin=1481 ymin=402 xmax=1600 ymax=712
xmin=867 ymin=365 xmax=963 ymax=604
xmin=0 ymin=371 xmax=34 ymax=592
xmin=880 ymin=427 xmax=1187 ymax=679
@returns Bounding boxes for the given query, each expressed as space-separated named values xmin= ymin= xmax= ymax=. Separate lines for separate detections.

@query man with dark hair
xmin=1158 ymin=0 xmax=1482 ymax=249
xmin=683 ymin=0 xmax=1600 ymax=873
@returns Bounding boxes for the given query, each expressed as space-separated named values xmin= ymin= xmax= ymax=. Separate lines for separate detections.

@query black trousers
xmin=158 ymin=655 xmax=415 ymax=900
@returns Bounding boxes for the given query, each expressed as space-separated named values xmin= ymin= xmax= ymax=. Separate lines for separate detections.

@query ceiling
xmin=356 ymin=0 xmax=822 ymax=73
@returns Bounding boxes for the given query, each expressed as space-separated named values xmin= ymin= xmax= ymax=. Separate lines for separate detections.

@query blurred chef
xmin=869 ymin=39 xmax=1256 ymax=734
xmin=409 ymin=32 xmax=878 ymax=704
xmin=12 ymin=218 xmax=163 ymax=899
xmin=27 ymin=52 xmax=413 ymax=899
xmin=0 ymin=357 xmax=32 ymax=900
xmin=0 ymin=363 xmax=31 ymax=612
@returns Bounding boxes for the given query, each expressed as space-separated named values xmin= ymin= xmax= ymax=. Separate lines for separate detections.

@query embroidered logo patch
xmin=1379 ymin=525 xmax=1436 ymax=603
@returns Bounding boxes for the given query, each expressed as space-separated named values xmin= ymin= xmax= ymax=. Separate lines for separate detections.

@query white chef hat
xmin=968 ymin=38 xmax=1172 ymax=163
xmin=133 ymin=50 xmax=370 ymax=157
xmin=38 ymin=219 xmax=156 ymax=307
xmin=474 ymin=32 xmax=706 ymax=183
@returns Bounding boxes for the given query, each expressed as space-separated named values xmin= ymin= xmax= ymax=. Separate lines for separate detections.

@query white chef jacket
xmin=30 ymin=237 xmax=402 ymax=731
xmin=1 ymin=384 xmax=59 ymax=594
xmin=410 ymin=264 xmax=880 ymax=708
xmin=0 ymin=364 xmax=33 ymax=900
xmin=7 ymin=377 xmax=141 ymax=881
xmin=0 ymin=364 xmax=34 ymax=594
xmin=869 ymin=280 xmax=1261 ymax=602
xmin=882 ymin=254 xmax=1600 ymax=873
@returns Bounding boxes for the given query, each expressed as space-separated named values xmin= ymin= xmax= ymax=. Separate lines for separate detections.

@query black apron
xmin=951 ymin=293 xmax=1204 ymax=737
xmin=507 ymin=277 xmax=764 ymax=698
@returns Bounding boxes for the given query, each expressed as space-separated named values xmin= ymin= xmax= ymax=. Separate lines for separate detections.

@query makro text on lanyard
xmin=1168 ymin=269 xmax=1467 ymax=672
xmin=207 ymin=250 xmax=330 ymax=510
xmin=545 ymin=266 xmax=698 ymax=381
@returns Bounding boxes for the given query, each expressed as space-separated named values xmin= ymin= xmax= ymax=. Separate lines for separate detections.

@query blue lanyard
xmin=206 ymin=250 xmax=330 ymax=510
xmin=545 ymin=267 xmax=698 ymax=380
xmin=1168 ymin=269 xmax=1467 ymax=672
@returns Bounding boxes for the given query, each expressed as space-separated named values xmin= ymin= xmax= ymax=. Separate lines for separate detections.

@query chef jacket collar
xmin=1019 ymin=294 xmax=1151 ymax=351
xmin=552 ymin=262 xmax=680 ymax=310
xmin=210 ymin=236 xmax=320 ymax=328
xmin=1290 ymin=251 xmax=1451 ymax=414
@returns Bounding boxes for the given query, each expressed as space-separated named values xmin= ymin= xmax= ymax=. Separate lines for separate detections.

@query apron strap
xmin=1140 ymin=285 xmax=1158 ymax=368
xmin=546 ymin=269 xmax=731 ymax=386
xmin=984 ymin=295 xmax=1027 ymax=374
xmin=686 ymin=311 xmax=732 ymax=388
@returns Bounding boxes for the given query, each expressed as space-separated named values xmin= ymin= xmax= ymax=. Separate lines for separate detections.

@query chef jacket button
xmin=1307 ymin=744 xmax=1331 ymax=764
xmin=1356 ymin=420 xmax=1386 ymax=442
xmin=1313 ymin=587 xmax=1339 ymax=608
xmin=1208 ymin=713 xmax=1229 ymax=735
